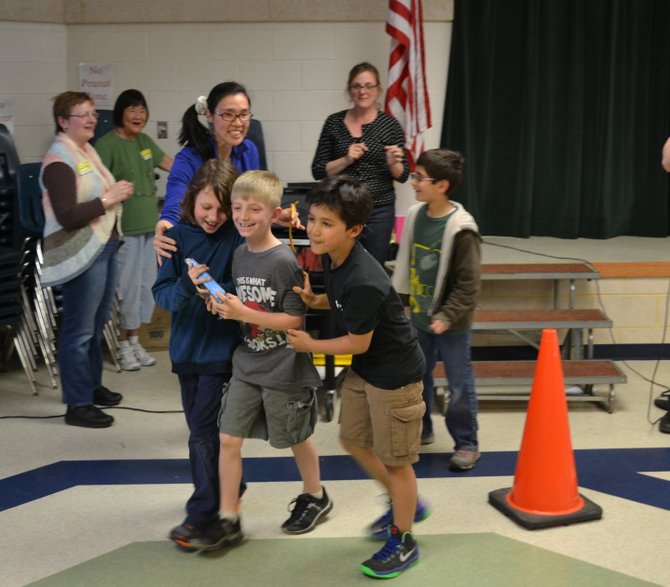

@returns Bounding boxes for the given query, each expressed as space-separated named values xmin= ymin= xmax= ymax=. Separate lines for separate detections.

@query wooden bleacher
xmin=465 ymin=262 xmax=626 ymax=411
xmin=433 ymin=359 xmax=625 ymax=413
xmin=481 ymin=262 xmax=600 ymax=280
xmin=473 ymin=308 xmax=611 ymax=332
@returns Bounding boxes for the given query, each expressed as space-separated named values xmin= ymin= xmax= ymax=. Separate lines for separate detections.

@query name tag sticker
xmin=140 ymin=148 xmax=153 ymax=161
xmin=76 ymin=161 xmax=93 ymax=175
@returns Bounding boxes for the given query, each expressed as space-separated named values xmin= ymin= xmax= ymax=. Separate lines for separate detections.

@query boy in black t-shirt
xmin=287 ymin=176 xmax=428 ymax=580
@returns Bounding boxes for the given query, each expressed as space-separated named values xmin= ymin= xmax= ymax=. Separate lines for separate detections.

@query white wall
xmin=1 ymin=19 xmax=450 ymax=214
xmin=0 ymin=21 xmax=68 ymax=159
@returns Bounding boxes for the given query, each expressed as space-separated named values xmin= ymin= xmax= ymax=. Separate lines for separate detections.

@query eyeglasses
xmin=67 ymin=111 xmax=100 ymax=120
xmin=349 ymin=83 xmax=379 ymax=92
xmin=215 ymin=110 xmax=253 ymax=123
xmin=410 ymin=172 xmax=438 ymax=182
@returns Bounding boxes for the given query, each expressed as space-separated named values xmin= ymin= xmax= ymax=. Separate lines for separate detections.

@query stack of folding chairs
xmin=0 ymin=125 xmax=51 ymax=393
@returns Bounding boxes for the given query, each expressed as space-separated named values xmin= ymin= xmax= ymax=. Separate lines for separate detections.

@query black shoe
xmin=420 ymin=433 xmax=435 ymax=445
xmin=169 ymin=522 xmax=196 ymax=543
xmin=173 ymin=517 xmax=243 ymax=552
xmin=360 ymin=525 xmax=419 ymax=578
xmin=281 ymin=487 xmax=333 ymax=535
xmin=660 ymin=412 xmax=670 ymax=434
xmin=169 ymin=522 xmax=208 ymax=544
xmin=93 ymin=385 xmax=123 ymax=407
xmin=654 ymin=396 xmax=670 ymax=411
xmin=65 ymin=405 xmax=114 ymax=428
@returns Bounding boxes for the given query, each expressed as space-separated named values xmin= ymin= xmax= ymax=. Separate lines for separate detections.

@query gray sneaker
xmin=449 ymin=449 xmax=480 ymax=471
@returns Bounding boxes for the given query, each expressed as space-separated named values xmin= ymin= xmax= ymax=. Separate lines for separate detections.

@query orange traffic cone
xmin=489 ymin=329 xmax=602 ymax=529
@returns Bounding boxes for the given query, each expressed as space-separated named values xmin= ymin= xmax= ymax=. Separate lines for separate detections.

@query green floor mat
xmin=29 ymin=533 xmax=659 ymax=587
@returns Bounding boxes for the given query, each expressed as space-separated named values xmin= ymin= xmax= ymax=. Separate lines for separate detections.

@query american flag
xmin=385 ymin=0 xmax=432 ymax=168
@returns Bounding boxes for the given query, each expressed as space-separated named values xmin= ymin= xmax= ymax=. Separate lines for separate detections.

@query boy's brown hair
xmin=416 ymin=149 xmax=465 ymax=196
xmin=180 ymin=160 xmax=238 ymax=224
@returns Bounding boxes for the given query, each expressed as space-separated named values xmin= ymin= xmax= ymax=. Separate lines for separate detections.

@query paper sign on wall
xmin=78 ymin=63 xmax=114 ymax=108
xmin=0 ymin=96 xmax=15 ymax=135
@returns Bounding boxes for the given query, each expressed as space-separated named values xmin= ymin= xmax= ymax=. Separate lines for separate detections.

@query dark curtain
xmin=442 ymin=0 xmax=670 ymax=238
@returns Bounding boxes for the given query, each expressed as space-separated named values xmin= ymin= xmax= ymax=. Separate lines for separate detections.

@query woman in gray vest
xmin=40 ymin=91 xmax=134 ymax=428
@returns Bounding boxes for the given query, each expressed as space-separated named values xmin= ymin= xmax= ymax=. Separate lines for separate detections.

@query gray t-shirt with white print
xmin=230 ymin=243 xmax=322 ymax=390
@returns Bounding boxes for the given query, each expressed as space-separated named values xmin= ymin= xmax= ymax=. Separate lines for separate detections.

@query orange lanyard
xmin=288 ymin=201 xmax=298 ymax=252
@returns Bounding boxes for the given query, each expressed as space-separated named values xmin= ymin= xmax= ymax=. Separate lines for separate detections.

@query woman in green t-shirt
xmin=96 ymin=89 xmax=173 ymax=371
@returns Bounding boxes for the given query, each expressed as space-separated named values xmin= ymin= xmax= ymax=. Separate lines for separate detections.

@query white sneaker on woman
xmin=132 ymin=343 xmax=156 ymax=367
xmin=118 ymin=344 xmax=141 ymax=371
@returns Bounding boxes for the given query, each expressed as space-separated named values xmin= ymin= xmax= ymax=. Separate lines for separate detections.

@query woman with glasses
xmin=40 ymin=91 xmax=134 ymax=428
xmin=96 ymin=89 xmax=173 ymax=371
xmin=311 ymin=62 xmax=410 ymax=265
xmin=154 ymin=82 xmax=259 ymax=261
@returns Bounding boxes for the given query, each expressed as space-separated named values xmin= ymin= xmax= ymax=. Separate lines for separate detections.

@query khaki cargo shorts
xmin=339 ymin=369 xmax=424 ymax=466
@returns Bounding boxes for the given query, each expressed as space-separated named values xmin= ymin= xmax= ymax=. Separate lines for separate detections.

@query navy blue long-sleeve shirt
xmin=152 ymin=221 xmax=244 ymax=375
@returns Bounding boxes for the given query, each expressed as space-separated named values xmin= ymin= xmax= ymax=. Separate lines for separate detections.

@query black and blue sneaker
xmin=360 ymin=525 xmax=419 ymax=579
xmin=368 ymin=496 xmax=431 ymax=539
xmin=172 ymin=517 xmax=243 ymax=552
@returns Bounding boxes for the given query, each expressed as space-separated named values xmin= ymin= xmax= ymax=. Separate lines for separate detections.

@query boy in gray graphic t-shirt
xmin=204 ymin=171 xmax=332 ymax=550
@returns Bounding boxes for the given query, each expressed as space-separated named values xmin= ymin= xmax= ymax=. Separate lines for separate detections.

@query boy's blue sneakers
xmin=368 ymin=496 xmax=431 ymax=539
xmin=360 ymin=525 xmax=419 ymax=579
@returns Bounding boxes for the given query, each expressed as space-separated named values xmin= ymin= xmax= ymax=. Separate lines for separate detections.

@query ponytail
xmin=178 ymin=104 xmax=214 ymax=160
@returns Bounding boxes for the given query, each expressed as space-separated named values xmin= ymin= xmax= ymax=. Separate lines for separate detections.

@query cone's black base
xmin=488 ymin=487 xmax=603 ymax=530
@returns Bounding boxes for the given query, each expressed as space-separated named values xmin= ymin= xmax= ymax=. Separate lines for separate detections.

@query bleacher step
xmin=473 ymin=308 xmax=612 ymax=330
xmin=433 ymin=359 xmax=625 ymax=413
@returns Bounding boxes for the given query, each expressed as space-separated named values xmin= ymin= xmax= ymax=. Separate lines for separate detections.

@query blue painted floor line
xmin=2 ymin=448 xmax=669 ymax=513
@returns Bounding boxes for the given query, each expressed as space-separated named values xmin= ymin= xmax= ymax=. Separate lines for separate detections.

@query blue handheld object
xmin=185 ymin=258 xmax=226 ymax=300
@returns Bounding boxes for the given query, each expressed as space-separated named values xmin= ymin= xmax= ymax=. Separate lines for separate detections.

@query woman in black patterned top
xmin=311 ymin=62 xmax=410 ymax=265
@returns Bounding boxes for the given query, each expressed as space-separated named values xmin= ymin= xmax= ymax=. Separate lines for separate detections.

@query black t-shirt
xmin=323 ymin=243 xmax=426 ymax=389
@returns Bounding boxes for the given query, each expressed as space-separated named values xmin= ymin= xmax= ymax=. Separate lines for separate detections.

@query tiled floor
xmin=1 ymin=236 xmax=669 ymax=586
xmin=1 ymin=350 xmax=669 ymax=586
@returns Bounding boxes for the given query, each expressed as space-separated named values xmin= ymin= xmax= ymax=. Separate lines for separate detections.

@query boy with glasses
xmin=393 ymin=149 xmax=482 ymax=471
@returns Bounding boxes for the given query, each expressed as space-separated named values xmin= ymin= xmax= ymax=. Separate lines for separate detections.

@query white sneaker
xmin=132 ymin=343 xmax=156 ymax=367
xmin=118 ymin=344 xmax=141 ymax=371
